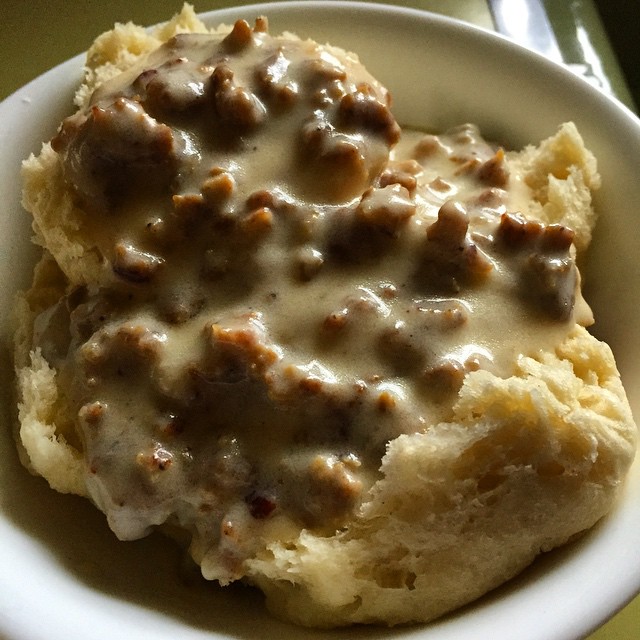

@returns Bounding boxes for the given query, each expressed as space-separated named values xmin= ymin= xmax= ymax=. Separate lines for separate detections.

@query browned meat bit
xmin=201 ymin=314 xmax=279 ymax=383
xmin=312 ymin=83 xmax=347 ymax=107
xmin=322 ymin=289 xmax=389 ymax=336
xmin=378 ymin=283 xmax=398 ymax=300
xmin=173 ymin=171 xmax=235 ymax=224
xmin=526 ymin=253 xmax=576 ymax=321
xmin=155 ymin=413 xmax=183 ymax=438
xmin=78 ymin=401 xmax=106 ymax=427
xmin=326 ymin=138 xmax=365 ymax=173
xmin=50 ymin=110 xmax=86 ymax=152
xmin=222 ymin=19 xmax=254 ymax=52
xmin=427 ymin=200 xmax=469 ymax=244
xmin=132 ymin=68 xmax=159 ymax=98
xmin=448 ymin=123 xmax=494 ymax=154
xmin=420 ymin=200 xmax=494 ymax=289
xmin=294 ymin=246 xmax=324 ymax=281
xmin=301 ymin=454 xmax=362 ymax=526
xmin=78 ymin=340 xmax=106 ymax=367
xmin=134 ymin=56 xmax=210 ymax=113
xmin=240 ymin=207 xmax=274 ymax=235
xmin=454 ymin=157 xmax=482 ymax=175
xmin=322 ymin=308 xmax=349 ymax=333
xmin=473 ymin=187 xmax=507 ymax=210
xmin=253 ymin=16 xmax=269 ymax=33
xmin=415 ymin=300 xmax=469 ymax=329
xmin=434 ymin=124 xmax=506 ymax=180
xmin=55 ymin=97 xmax=179 ymax=211
xmin=112 ymin=242 xmax=164 ymax=283
xmin=298 ymin=374 xmax=324 ymax=395
xmin=208 ymin=65 xmax=266 ymax=130
xmin=172 ymin=193 xmax=205 ymax=220
xmin=477 ymin=148 xmax=509 ymax=187
xmin=202 ymin=171 xmax=235 ymax=206
xmin=303 ymin=52 xmax=348 ymax=105
xmin=338 ymin=85 xmax=401 ymax=145
xmin=497 ymin=213 xmax=578 ymax=320
xmin=301 ymin=111 xmax=365 ymax=166
xmin=246 ymin=492 xmax=277 ymax=519
xmin=329 ymin=201 xmax=408 ymax=263
xmin=539 ymin=223 xmax=575 ymax=251
xmin=305 ymin=54 xmax=348 ymax=84
xmin=79 ymin=324 xmax=165 ymax=381
xmin=264 ymin=361 xmax=335 ymax=402
xmin=413 ymin=134 xmax=448 ymax=159
xmin=497 ymin=212 xmax=544 ymax=246
xmin=255 ymin=49 xmax=299 ymax=107
xmin=298 ymin=111 xmax=371 ymax=202
xmin=379 ymin=160 xmax=421 ymax=192
xmin=356 ymin=185 xmax=416 ymax=236
xmin=426 ymin=177 xmax=456 ymax=198
xmin=423 ymin=359 xmax=466 ymax=396
xmin=246 ymin=189 xmax=275 ymax=210
xmin=497 ymin=212 xmax=574 ymax=251
xmin=376 ymin=390 xmax=396 ymax=412
xmin=136 ymin=445 xmax=174 ymax=472
xmin=158 ymin=290 xmax=205 ymax=324
xmin=246 ymin=189 xmax=295 ymax=215
xmin=111 ymin=325 xmax=166 ymax=360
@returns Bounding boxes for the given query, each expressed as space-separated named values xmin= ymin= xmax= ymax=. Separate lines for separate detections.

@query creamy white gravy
xmin=38 ymin=19 xmax=591 ymax=583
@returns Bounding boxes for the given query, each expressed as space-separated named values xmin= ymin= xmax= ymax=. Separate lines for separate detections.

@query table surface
xmin=1 ymin=1 xmax=638 ymax=638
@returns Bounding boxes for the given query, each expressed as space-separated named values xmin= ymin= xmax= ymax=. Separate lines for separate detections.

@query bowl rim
xmin=0 ymin=3 xmax=638 ymax=640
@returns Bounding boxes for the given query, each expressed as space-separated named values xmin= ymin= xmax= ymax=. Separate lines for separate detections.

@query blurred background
xmin=1 ymin=0 xmax=637 ymax=110
xmin=595 ymin=0 xmax=638 ymax=110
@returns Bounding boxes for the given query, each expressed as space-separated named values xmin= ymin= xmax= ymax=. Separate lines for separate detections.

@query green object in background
xmin=543 ymin=0 xmax=636 ymax=110
xmin=0 ymin=0 xmax=634 ymax=108
xmin=0 ymin=0 xmax=493 ymax=102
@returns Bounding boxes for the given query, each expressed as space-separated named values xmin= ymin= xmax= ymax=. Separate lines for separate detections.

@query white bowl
xmin=1 ymin=3 xmax=638 ymax=639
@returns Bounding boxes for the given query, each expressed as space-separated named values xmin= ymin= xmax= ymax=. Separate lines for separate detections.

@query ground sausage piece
xmin=379 ymin=159 xmax=421 ymax=192
xmin=208 ymin=65 xmax=267 ymax=130
xmin=201 ymin=313 xmax=280 ymax=382
xmin=356 ymin=185 xmax=416 ymax=236
xmin=338 ymin=85 xmax=401 ymax=145
xmin=419 ymin=200 xmax=494 ymax=290
xmin=295 ymin=246 xmax=324 ymax=281
xmin=255 ymin=49 xmax=299 ymax=107
xmin=55 ymin=98 xmax=179 ymax=211
xmin=477 ymin=148 xmax=509 ymax=187
xmin=222 ymin=19 xmax=255 ymax=51
xmin=300 ymin=454 xmax=363 ymax=526
xmin=134 ymin=56 xmax=210 ymax=114
xmin=112 ymin=243 xmax=165 ymax=283
xmin=497 ymin=212 xmax=578 ymax=320
xmin=497 ymin=211 xmax=544 ymax=247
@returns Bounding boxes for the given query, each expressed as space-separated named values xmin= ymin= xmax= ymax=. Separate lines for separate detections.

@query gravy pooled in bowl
xmin=15 ymin=6 xmax=637 ymax=628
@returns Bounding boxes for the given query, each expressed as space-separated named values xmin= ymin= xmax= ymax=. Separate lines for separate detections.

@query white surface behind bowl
xmin=0 ymin=3 xmax=638 ymax=639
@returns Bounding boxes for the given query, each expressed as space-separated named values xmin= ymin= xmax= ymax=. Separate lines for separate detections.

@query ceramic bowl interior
xmin=1 ymin=3 xmax=639 ymax=640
